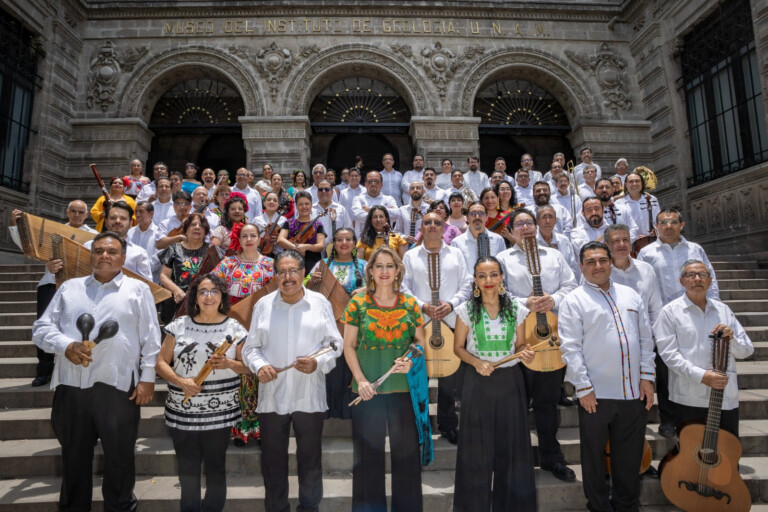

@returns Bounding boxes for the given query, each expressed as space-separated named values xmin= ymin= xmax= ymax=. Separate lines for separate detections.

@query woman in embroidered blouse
xmin=356 ymin=206 xmax=407 ymax=261
xmin=276 ymin=191 xmax=326 ymax=272
xmin=447 ymin=192 xmax=468 ymax=233
xmin=122 ymin=159 xmax=151 ymax=198
xmin=210 ymin=193 xmax=248 ymax=252
xmin=159 ymin=213 xmax=211 ymax=305
xmin=212 ymin=223 xmax=275 ymax=446
xmin=342 ymin=245 xmax=425 ymax=512
xmin=253 ymin=191 xmax=287 ymax=258
xmin=270 ymin=172 xmax=294 ymax=219
xmin=414 ymin=200 xmax=463 ymax=246
xmin=155 ymin=273 xmax=249 ymax=512
xmin=452 ymin=256 xmax=536 ymax=512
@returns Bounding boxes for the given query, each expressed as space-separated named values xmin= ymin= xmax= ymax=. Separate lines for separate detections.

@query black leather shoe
xmin=31 ymin=375 xmax=51 ymax=387
xmin=658 ymin=422 xmax=676 ymax=439
xmin=558 ymin=391 xmax=576 ymax=407
xmin=541 ymin=462 xmax=576 ymax=482
xmin=440 ymin=429 xmax=459 ymax=445
xmin=641 ymin=465 xmax=660 ymax=479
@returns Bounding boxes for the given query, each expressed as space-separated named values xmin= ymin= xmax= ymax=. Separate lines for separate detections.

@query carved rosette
xmin=86 ymin=41 xmax=148 ymax=111
xmin=394 ymin=42 xmax=484 ymax=98
xmin=565 ymin=43 xmax=632 ymax=114
xmin=230 ymin=42 xmax=319 ymax=101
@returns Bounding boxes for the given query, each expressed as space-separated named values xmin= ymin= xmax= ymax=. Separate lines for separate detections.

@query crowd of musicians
xmin=10 ymin=148 xmax=753 ymax=512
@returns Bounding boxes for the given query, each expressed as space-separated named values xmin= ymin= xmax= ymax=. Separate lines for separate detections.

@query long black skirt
xmin=325 ymin=355 xmax=353 ymax=419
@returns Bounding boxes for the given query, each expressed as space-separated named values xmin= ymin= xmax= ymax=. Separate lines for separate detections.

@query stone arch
xmin=119 ymin=46 xmax=265 ymax=121
xmin=282 ymin=43 xmax=433 ymax=117
xmin=455 ymin=47 xmax=602 ymax=123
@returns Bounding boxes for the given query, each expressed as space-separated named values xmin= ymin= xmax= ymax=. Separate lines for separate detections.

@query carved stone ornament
xmin=230 ymin=42 xmax=318 ymax=101
xmin=395 ymin=42 xmax=484 ymax=98
xmin=86 ymin=41 xmax=148 ymax=111
xmin=565 ymin=42 xmax=632 ymax=114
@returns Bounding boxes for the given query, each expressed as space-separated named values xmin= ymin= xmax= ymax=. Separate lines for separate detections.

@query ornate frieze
xmin=229 ymin=42 xmax=319 ymax=100
xmin=86 ymin=41 xmax=148 ymax=111
xmin=392 ymin=42 xmax=485 ymax=98
xmin=565 ymin=42 xmax=632 ymax=114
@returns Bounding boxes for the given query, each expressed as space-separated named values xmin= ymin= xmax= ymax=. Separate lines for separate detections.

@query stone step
xmin=5 ymin=420 xmax=768 ymax=478
xmin=746 ymin=326 xmax=768 ymax=342
xmin=746 ymin=341 xmax=768 ymax=360
xmin=717 ymin=269 xmax=768 ymax=280
xmin=0 ymin=291 xmax=36 ymax=302
xmin=0 ymin=313 xmax=37 ymax=327
xmin=0 ymin=281 xmax=39 ymax=292
xmin=0 ymin=359 xmax=38 ymax=378
xmin=719 ymin=279 xmax=768 ymax=290
xmin=710 ymin=254 xmax=762 ymax=261
xmin=0 ymin=272 xmax=44 ymax=281
xmin=721 ymin=289 xmax=768 ymax=300
xmin=0 ymin=341 xmax=37 ymax=358
xmin=2 ymin=457 xmax=768 ymax=511
xmin=725 ymin=299 xmax=768 ymax=313
xmin=711 ymin=260 xmax=759 ymax=270
xmin=735 ymin=312 xmax=768 ymax=327
xmin=0 ymin=327 xmax=31 ymax=344
xmin=0 ymin=302 xmax=36 ymax=314
xmin=739 ymin=361 xmax=768 ymax=389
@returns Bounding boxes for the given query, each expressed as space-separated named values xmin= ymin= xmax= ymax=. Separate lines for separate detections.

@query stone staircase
xmin=0 ymin=257 xmax=767 ymax=511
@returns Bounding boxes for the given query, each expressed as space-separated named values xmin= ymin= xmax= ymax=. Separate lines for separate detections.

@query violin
xmin=289 ymin=209 xmax=329 ymax=245
xmin=259 ymin=219 xmax=281 ymax=255
xmin=488 ymin=202 xmax=526 ymax=234
xmin=167 ymin=200 xmax=210 ymax=238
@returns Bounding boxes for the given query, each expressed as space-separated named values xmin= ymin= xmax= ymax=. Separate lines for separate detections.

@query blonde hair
xmin=365 ymin=245 xmax=405 ymax=292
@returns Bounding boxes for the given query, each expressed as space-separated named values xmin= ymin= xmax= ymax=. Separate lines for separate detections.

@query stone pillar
xmin=409 ymin=117 xmax=481 ymax=168
xmin=240 ymin=116 xmax=311 ymax=177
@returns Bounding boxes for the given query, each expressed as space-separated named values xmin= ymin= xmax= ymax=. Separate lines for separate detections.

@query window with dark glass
xmin=682 ymin=0 xmax=768 ymax=186
xmin=0 ymin=8 xmax=42 ymax=193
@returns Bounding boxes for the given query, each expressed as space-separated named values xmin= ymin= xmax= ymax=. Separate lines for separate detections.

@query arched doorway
xmin=474 ymin=79 xmax=572 ymax=174
xmin=147 ymin=78 xmax=246 ymax=173
xmin=309 ymin=77 xmax=413 ymax=174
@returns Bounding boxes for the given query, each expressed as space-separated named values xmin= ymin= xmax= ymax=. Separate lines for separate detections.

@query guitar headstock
xmin=710 ymin=330 xmax=731 ymax=373
xmin=522 ymin=235 xmax=541 ymax=276
xmin=411 ymin=208 xmax=420 ymax=222
xmin=427 ymin=252 xmax=440 ymax=292
xmin=329 ymin=208 xmax=337 ymax=221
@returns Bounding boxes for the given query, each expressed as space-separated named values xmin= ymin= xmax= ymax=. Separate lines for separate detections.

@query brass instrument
xmin=566 ymin=159 xmax=579 ymax=227
xmin=460 ymin=186 xmax=478 ymax=204
xmin=633 ymin=166 xmax=658 ymax=190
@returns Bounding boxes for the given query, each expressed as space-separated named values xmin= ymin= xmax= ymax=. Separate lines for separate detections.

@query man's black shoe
xmin=541 ymin=462 xmax=576 ymax=482
xmin=641 ymin=465 xmax=660 ymax=479
xmin=440 ymin=429 xmax=459 ymax=445
xmin=31 ymin=375 xmax=51 ymax=387
xmin=558 ymin=392 xmax=576 ymax=407
xmin=658 ymin=422 xmax=676 ymax=439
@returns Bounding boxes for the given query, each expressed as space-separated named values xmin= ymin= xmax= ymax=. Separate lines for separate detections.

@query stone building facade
xmin=1 ymin=0 xmax=767 ymax=254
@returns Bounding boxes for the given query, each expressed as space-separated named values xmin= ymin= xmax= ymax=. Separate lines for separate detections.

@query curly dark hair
xmin=467 ymin=256 xmax=518 ymax=326
xmin=494 ymin=180 xmax=517 ymax=210
xmin=360 ymin=205 xmax=391 ymax=247
xmin=222 ymin=196 xmax=248 ymax=230
xmin=186 ymin=273 xmax=231 ymax=317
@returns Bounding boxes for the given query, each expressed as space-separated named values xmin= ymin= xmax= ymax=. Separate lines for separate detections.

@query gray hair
xmin=615 ymin=158 xmax=628 ymax=168
xmin=680 ymin=259 xmax=709 ymax=278
xmin=535 ymin=204 xmax=556 ymax=218
xmin=275 ymin=250 xmax=305 ymax=270
xmin=604 ymin=223 xmax=630 ymax=241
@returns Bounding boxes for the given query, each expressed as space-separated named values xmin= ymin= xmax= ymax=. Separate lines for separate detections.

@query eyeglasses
xmin=468 ymin=211 xmax=486 ymax=218
xmin=513 ymin=220 xmax=535 ymax=229
xmin=317 ymin=187 xmax=332 ymax=192
xmin=682 ymin=271 xmax=710 ymax=279
xmin=197 ymin=289 xmax=221 ymax=297
xmin=276 ymin=268 xmax=302 ymax=278
xmin=423 ymin=220 xmax=443 ymax=226
xmin=658 ymin=220 xmax=681 ymax=226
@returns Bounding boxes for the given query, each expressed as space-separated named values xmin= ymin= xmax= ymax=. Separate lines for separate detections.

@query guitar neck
xmin=703 ymin=387 xmax=724 ymax=460
xmin=431 ymin=290 xmax=440 ymax=307
xmin=532 ymin=274 xmax=548 ymax=326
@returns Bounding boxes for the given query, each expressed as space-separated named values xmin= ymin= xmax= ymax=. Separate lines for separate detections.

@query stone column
xmin=409 ymin=117 xmax=481 ymax=168
xmin=567 ymin=120 xmax=653 ymax=177
xmin=240 ymin=116 xmax=311 ymax=177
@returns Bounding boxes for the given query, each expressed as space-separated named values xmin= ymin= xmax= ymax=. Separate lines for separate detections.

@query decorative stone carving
xmin=229 ymin=42 xmax=319 ymax=101
xmin=565 ymin=43 xmax=632 ymax=114
xmin=401 ymin=42 xmax=485 ymax=98
xmin=86 ymin=41 xmax=148 ymax=111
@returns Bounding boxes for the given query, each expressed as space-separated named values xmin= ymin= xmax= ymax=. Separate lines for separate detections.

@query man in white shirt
xmin=559 ymin=241 xmax=655 ymax=512
xmin=151 ymin=177 xmax=175 ymax=225
xmin=552 ymin=174 xmax=582 ymax=225
xmin=8 ymin=201 xmax=98 ymax=387
xmin=86 ymin=202 xmax=153 ymax=281
xmin=351 ymin=171 xmax=399 ymax=238
xmin=436 ymin=158 xmax=454 ymax=190
xmin=536 ymin=205 xmax=580 ymax=280
xmin=232 ymin=167 xmax=263 ymax=222
xmin=573 ymin=147 xmax=602 ymax=186
xmin=380 ymin=153 xmax=403 ymax=206
xmin=463 ymin=156 xmax=490 ymax=196
xmin=615 ymin=171 xmax=661 ymax=241
xmin=531 ymin=181 xmax=573 ymax=239
xmin=402 ymin=212 xmax=472 ymax=444
xmin=654 ymin=259 xmax=753 ymax=437
xmin=577 ymin=165 xmax=597 ymax=198
xmin=575 ymin=180 xmax=640 ymax=240
xmin=496 ymin=208 xmax=578 ymax=482
xmin=136 ymin=161 xmax=168 ymax=202
xmin=200 ymin=167 xmax=217 ymax=199
xmin=337 ymin=167 xmax=350 ymax=192
xmin=571 ymin=197 xmax=610 ymax=254
xmin=397 ymin=181 xmax=429 ymax=246
xmin=127 ymin=202 xmax=161 ymax=283
xmin=514 ymin=169 xmax=534 ymax=207
xmin=542 ymin=159 xmax=565 ymax=189
xmin=32 ymin=232 xmax=160 ymax=512
xmin=516 ymin=153 xmax=543 ymax=184
xmin=613 ymin=158 xmax=629 ymax=186
xmin=448 ymin=169 xmax=467 ymax=197
xmin=339 ymin=168 xmax=366 ymax=228
xmin=156 ymin=191 xmax=192 ymax=250
xmin=422 ymin=167 xmax=445 ymax=203
xmin=450 ymin=203 xmax=506 ymax=271
xmin=312 ymin=179 xmax=352 ymax=246
xmin=400 ymin=154 xmax=425 ymax=204
xmin=494 ymin=156 xmax=512 ymax=184
xmin=308 ymin=163 xmax=339 ymax=204
xmin=491 ymin=170 xmax=506 ymax=188
xmin=242 ymin=251 xmax=343 ymax=512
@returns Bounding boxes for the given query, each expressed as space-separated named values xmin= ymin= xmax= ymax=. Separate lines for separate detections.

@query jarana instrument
xmin=323 ymin=208 xmax=338 ymax=258
xmin=183 ymin=334 xmax=246 ymax=404
xmin=631 ymin=191 xmax=659 ymax=257
xmin=659 ymin=330 xmax=750 ymax=511
xmin=476 ymin=231 xmax=490 ymax=262
xmin=521 ymin=236 xmax=564 ymax=372
xmin=423 ymin=252 xmax=460 ymax=377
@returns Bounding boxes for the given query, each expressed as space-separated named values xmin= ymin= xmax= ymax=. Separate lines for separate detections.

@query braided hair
xmin=467 ymin=256 xmax=517 ymax=325
xmin=327 ymin=227 xmax=364 ymax=289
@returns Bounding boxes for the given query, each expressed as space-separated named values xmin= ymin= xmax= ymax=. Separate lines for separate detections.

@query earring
xmin=194 ymin=303 xmax=200 ymax=313
xmin=473 ymin=284 xmax=480 ymax=297
xmin=352 ymin=248 xmax=357 ymax=257
xmin=368 ymin=281 xmax=376 ymax=293
xmin=498 ymin=283 xmax=506 ymax=295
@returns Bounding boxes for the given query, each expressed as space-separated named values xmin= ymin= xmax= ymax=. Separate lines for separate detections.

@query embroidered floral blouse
xmin=212 ymin=255 xmax=275 ymax=302
xmin=455 ymin=299 xmax=530 ymax=368
xmin=158 ymin=243 xmax=210 ymax=291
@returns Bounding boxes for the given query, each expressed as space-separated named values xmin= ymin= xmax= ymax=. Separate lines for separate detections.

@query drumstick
xmin=491 ymin=338 xmax=558 ymax=368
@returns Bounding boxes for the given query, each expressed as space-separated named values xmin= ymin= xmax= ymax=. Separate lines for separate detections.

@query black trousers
xmin=168 ymin=427 xmax=231 ymax=512
xmin=259 ymin=411 xmax=325 ymax=512
xmin=522 ymin=365 xmax=565 ymax=466
xmin=578 ymin=398 xmax=647 ymax=512
xmin=655 ymin=352 xmax=673 ymax=425
xmin=51 ymin=383 xmax=141 ymax=512
xmin=35 ymin=283 xmax=56 ymax=378
xmin=454 ymin=365 xmax=536 ymax=512
xmin=672 ymin=401 xmax=740 ymax=437
xmin=437 ymin=359 xmax=466 ymax=433
xmin=351 ymin=392 xmax=422 ymax=512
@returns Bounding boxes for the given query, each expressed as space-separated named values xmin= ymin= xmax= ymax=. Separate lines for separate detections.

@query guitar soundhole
xmin=430 ymin=335 xmax=444 ymax=349
xmin=694 ymin=445 xmax=721 ymax=468
xmin=535 ymin=325 xmax=551 ymax=339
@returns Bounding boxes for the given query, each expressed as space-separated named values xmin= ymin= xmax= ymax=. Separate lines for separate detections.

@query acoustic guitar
xmin=521 ymin=236 xmax=565 ymax=372
xmin=659 ymin=330 xmax=750 ymax=511
xmin=604 ymin=439 xmax=652 ymax=475
xmin=422 ymin=252 xmax=461 ymax=377
xmin=630 ymin=193 xmax=658 ymax=257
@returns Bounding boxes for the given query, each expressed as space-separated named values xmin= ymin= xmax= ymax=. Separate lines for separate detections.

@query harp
xmin=306 ymin=260 xmax=352 ymax=334
xmin=16 ymin=212 xmax=171 ymax=303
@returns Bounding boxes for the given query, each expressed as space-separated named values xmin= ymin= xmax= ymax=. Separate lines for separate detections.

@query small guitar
xmin=324 ymin=208 xmax=338 ymax=257
xmin=631 ymin=193 xmax=658 ymax=257
xmin=659 ymin=330 xmax=750 ymax=511
xmin=423 ymin=252 xmax=460 ymax=377
xmin=521 ymin=236 xmax=564 ymax=372
xmin=408 ymin=206 xmax=422 ymax=248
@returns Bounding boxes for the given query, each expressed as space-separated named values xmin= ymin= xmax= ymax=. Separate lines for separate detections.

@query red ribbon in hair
xmin=122 ymin=176 xmax=131 ymax=189
xmin=226 ymin=191 xmax=250 ymax=213
xmin=228 ymin=222 xmax=244 ymax=253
